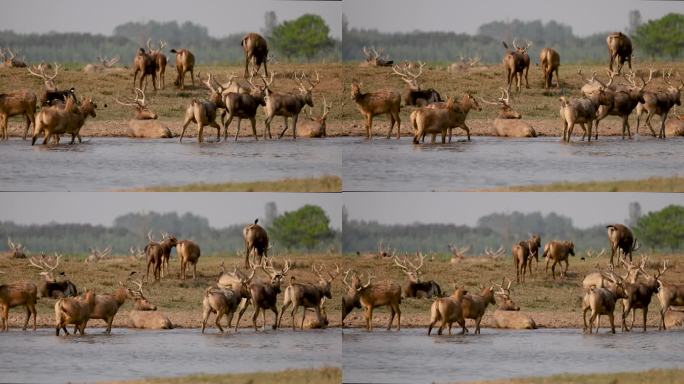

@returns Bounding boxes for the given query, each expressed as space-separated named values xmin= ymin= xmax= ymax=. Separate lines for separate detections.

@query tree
xmin=270 ymin=14 xmax=334 ymax=60
xmin=262 ymin=11 xmax=278 ymax=38
xmin=627 ymin=10 xmax=642 ymax=35
xmin=634 ymin=13 xmax=684 ymax=59
xmin=268 ymin=205 xmax=334 ymax=251
xmin=634 ymin=205 xmax=684 ymax=252
xmin=627 ymin=202 xmax=642 ymax=227
xmin=263 ymin=201 xmax=278 ymax=227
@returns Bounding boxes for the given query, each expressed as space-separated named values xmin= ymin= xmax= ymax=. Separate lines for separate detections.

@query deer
xmin=543 ymin=240 xmax=575 ymax=279
xmin=479 ymin=88 xmax=521 ymax=119
xmin=83 ymin=56 xmax=120 ymax=73
xmin=241 ymin=32 xmax=269 ymax=78
xmin=654 ymin=261 xmax=684 ymax=330
xmin=278 ymin=264 xmax=340 ymax=330
xmin=146 ymin=39 xmax=167 ymax=89
xmin=27 ymin=63 xmax=75 ymax=107
xmin=145 ymin=231 xmax=178 ymax=281
xmin=298 ymin=97 xmax=331 ymax=138
xmin=502 ymin=39 xmax=531 ymax=92
xmin=392 ymin=62 xmax=442 ymax=107
xmin=6 ymin=237 xmax=28 ymax=258
xmin=0 ymin=90 xmax=37 ymax=140
xmin=606 ymin=224 xmax=640 ymax=265
xmin=235 ymin=258 xmax=290 ymax=331
xmin=115 ymin=88 xmax=157 ymax=120
xmin=202 ymin=267 xmax=254 ymax=333
xmin=526 ymin=234 xmax=542 ymax=272
xmin=28 ymin=254 xmax=78 ymax=298
xmin=423 ymin=94 xmax=481 ymax=142
xmin=392 ymin=253 xmax=442 ymax=298
xmin=448 ymin=244 xmax=470 ymax=264
xmin=582 ymin=270 xmax=627 ymax=334
xmin=593 ymin=70 xmax=653 ymax=140
xmin=411 ymin=96 xmax=458 ymax=144
xmin=126 ymin=278 xmax=172 ymax=329
xmin=460 ymin=284 xmax=498 ymax=334
xmin=223 ymin=75 xmax=267 ymax=141
xmin=539 ymin=47 xmax=560 ymax=89
xmin=558 ymin=88 xmax=610 ymax=142
xmin=342 ymin=271 xmax=402 ymax=331
xmin=635 ymin=70 xmax=683 ymax=139
xmin=0 ymin=277 xmax=37 ymax=331
xmin=484 ymin=246 xmax=506 ymax=260
xmin=351 ymin=82 xmax=402 ymax=139
xmin=169 ymin=48 xmax=195 ymax=89
xmin=54 ymin=289 xmax=97 ymax=336
xmin=618 ymin=256 xmax=662 ymax=332
xmin=132 ymin=47 xmax=157 ymax=91
xmin=31 ymin=96 xmax=97 ymax=145
xmin=179 ymin=96 xmax=222 ymax=143
xmin=87 ymin=273 xmax=142 ymax=334
xmin=261 ymin=71 xmax=320 ymax=140
xmin=85 ymin=247 xmax=112 ymax=263
xmin=494 ymin=278 xmax=520 ymax=311
xmin=427 ymin=287 xmax=468 ymax=336
xmin=177 ymin=239 xmax=200 ymax=280
xmin=512 ymin=241 xmax=530 ymax=283
xmin=607 ymin=32 xmax=633 ymax=74
xmin=242 ymin=219 xmax=269 ymax=269
xmin=361 ymin=46 xmax=393 ymax=67
xmin=1 ymin=47 xmax=26 ymax=68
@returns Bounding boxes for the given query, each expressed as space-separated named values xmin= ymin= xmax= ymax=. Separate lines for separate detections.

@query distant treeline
xmin=0 ymin=210 xmax=339 ymax=257
xmin=0 ymin=19 xmax=340 ymax=65
xmin=342 ymin=16 xmax=684 ymax=64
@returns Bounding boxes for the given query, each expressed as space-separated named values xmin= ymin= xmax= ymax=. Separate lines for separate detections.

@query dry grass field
xmin=480 ymin=176 xmax=684 ymax=192
xmin=1 ymin=250 xmax=682 ymax=331
xmin=105 ymin=367 xmax=341 ymax=384
xmin=465 ymin=367 xmax=684 ymax=384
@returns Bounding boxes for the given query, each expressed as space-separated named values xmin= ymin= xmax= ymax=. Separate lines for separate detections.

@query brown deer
xmin=87 ymin=274 xmax=141 ymax=334
xmin=351 ymin=82 xmax=402 ymax=139
xmin=177 ymin=239 xmax=200 ymax=280
xmin=278 ymin=264 xmax=340 ymax=330
xmin=342 ymin=271 xmax=402 ymax=331
xmin=411 ymin=96 xmax=458 ymax=144
xmin=392 ymin=62 xmax=442 ymax=106
xmin=298 ymin=97 xmax=331 ymax=138
xmin=147 ymin=39 xmax=167 ymax=89
xmin=392 ymin=253 xmax=442 ymax=298
xmin=242 ymin=219 xmax=269 ymax=269
xmin=1 ymin=47 xmax=26 ymax=68
xmin=169 ymin=48 xmax=195 ymax=89
xmin=594 ymin=70 xmax=652 ymax=140
xmin=82 ymin=56 xmax=120 ymax=73
xmin=6 ymin=237 xmax=27 ymax=258
xmin=423 ymin=93 xmax=481 ymax=142
xmin=28 ymin=254 xmax=78 ymax=298
xmin=543 ymin=240 xmax=575 ymax=279
xmin=235 ymin=259 xmax=290 ymax=331
xmin=427 ymin=287 xmax=468 ymax=335
xmin=115 ymin=88 xmax=157 ymax=120
xmin=539 ymin=48 xmax=560 ymax=89
xmin=54 ymin=289 xmax=97 ymax=336
xmin=0 ymin=90 xmax=37 ymax=140
xmin=526 ymin=234 xmax=542 ymax=272
xmin=479 ymin=88 xmax=521 ymax=119
xmin=361 ymin=46 xmax=393 ymax=67
xmin=27 ymin=63 xmax=76 ymax=107
xmin=619 ymin=257 xmax=661 ymax=332
xmin=502 ymin=39 xmax=531 ymax=92
xmin=32 ymin=96 xmax=97 ymax=145
xmin=261 ymin=71 xmax=320 ymax=139
xmin=582 ymin=271 xmax=626 ymax=334
xmin=606 ymin=224 xmax=639 ymax=265
xmin=241 ymin=33 xmax=269 ymax=78
xmin=85 ymin=247 xmax=112 ymax=264
xmin=145 ymin=231 xmax=178 ymax=281
xmin=606 ymin=32 xmax=633 ymax=74
xmin=512 ymin=242 xmax=530 ymax=283
xmin=132 ymin=47 xmax=157 ymax=91
xmin=202 ymin=268 xmax=253 ymax=333
xmin=493 ymin=278 xmax=519 ymax=311
xmin=179 ymin=97 xmax=222 ymax=143
xmin=635 ymin=70 xmax=683 ymax=139
xmin=0 ymin=278 xmax=37 ymax=331
xmin=558 ymin=88 xmax=610 ymax=142
xmin=460 ymin=284 xmax=498 ymax=334
xmin=654 ymin=261 xmax=684 ymax=330
xmin=224 ymin=76 xmax=267 ymax=141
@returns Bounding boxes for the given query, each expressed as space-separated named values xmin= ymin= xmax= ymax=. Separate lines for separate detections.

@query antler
xmin=321 ymin=97 xmax=331 ymax=119
xmin=27 ymin=63 xmax=60 ymax=81
xmin=577 ymin=69 xmax=598 ymax=85
xmin=28 ymin=254 xmax=61 ymax=272
xmin=654 ymin=260 xmax=669 ymax=280
xmin=116 ymin=88 xmax=147 ymax=107
xmin=159 ymin=40 xmax=167 ymax=50
xmin=302 ymin=71 xmax=320 ymax=90
xmin=147 ymin=231 xmax=159 ymax=243
xmin=342 ymin=269 xmax=355 ymax=290
xmin=198 ymin=72 xmax=219 ymax=94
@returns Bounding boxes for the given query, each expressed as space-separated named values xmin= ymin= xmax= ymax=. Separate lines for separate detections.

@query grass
xmin=480 ymin=176 xmax=684 ymax=192
xmin=465 ymin=367 xmax=684 ymax=384
xmin=122 ymin=175 xmax=342 ymax=192
xmin=2 ymin=250 xmax=682 ymax=329
xmin=104 ymin=367 xmax=341 ymax=384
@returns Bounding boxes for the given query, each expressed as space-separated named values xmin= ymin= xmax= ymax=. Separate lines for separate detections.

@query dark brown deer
xmin=351 ymin=83 xmax=402 ymax=139
xmin=361 ymin=46 xmax=393 ymax=67
xmin=28 ymin=254 xmax=78 ymax=298
xmin=606 ymin=224 xmax=639 ymax=265
xmin=147 ymin=39 xmax=167 ymax=89
xmin=594 ymin=70 xmax=652 ymax=140
xmin=242 ymin=219 xmax=269 ymax=269
xmin=278 ymin=264 xmax=339 ymax=330
xmin=526 ymin=234 xmax=542 ymax=272
xmin=88 ymin=274 xmax=141 ymax=334
xmin=235 ymin=259 xmax=290 ymax=331
xmin=0 ymin=90 xmax=36 ymax=140
xmin=241 ymin=33 xmax=269 ymax=78
xmin=502 ymin=39 xmax=531 ymax=92
xmin=115 ymin=88 xmax=157 ymax=120
xmin=1 ymin=47 xmax=26 ymax=68
xmin=635 ymin=70 xmax=683 ymax=139
xmin=607 ymin=32 xmax=633 ymax=74
xmin=224 ymin=76 xmax=267 ymax=141
xmin=460 ymin=284 xmax=497 ymax=334
xmin=132 ymin=47 xmax=157 ymax=91
xmin=145 ymin=231 xmax=178 ymax=281
xmin=6 ymin=237 xmax=27 ymax=258
xmin=619 ymin=257 xmax=661 ymax=332
xmin=169 ymin=48 xmax=195 ymax=89
xmin=392 ymin=253 xmax=442 ymax=298
xmin=539 ymin=47 xmax=560 ymax=89
xmin=392 ymin=62 xmax=442 ymax=106
xmin=27 ymin=64 xmax=76 ymax=107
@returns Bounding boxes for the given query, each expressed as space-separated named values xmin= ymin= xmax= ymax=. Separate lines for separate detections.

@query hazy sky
xmin=0 ymin=193 xmax=342 ymax=229
xmin=1 ymin=0 xmax=342 ymax=38
xmin=344 ymin=193 xmax=684 ymax=229
xmin=344 ymin=0 xmax=683 ymax=36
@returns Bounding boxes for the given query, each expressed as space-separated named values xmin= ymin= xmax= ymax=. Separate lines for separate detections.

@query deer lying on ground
xmin=543 ymin=240 xmax=575 ymax=279
xmin=83 ymin=56 xmax=120 ymax=73
xmin=1 ymin=47 xmax=26 ymax=68
xmin=29 ymin=254 xmax=78 ymax=298
xmin=606 ymin=224 xmax=639 ymax=265
xmin=539 ymin=47 xmax=560 ymax=89
xmin=393 ymin=253 xmax=442 ymax=298
xmin=55 ymin=289 xmax=97 ymax=336
xmin=502 ymin=39 xmax=531 ymax=92
xmin=480 ymin=88 xmax=521 ymax=119
xmin=133 ymin=47 xmax=157 ymax=91
xmin=170 ymin=47 xmax=194 ymax=89
xmin=361 ymin=46 xmax=393 ymax=67
xmin=428 ymin=287 xmax=468 ymax=335
xmin=582 ymin=271 xmax=626 ymax=334
xmin=392 ymin=62 xmax=442 ymax=106
xmin=236 ymin=259 xmax=290 ymax=331
xmin=298 ymin=97 xmax=331 ymax=138
xmin=27 ymin=64 xmax=75 ymax=107
xmin=0 ymin=90 xmax=36 ymax=140
xmin=558 ymin=88 xmax=610 ymax=142
xmin=278 ymin=264 xmax=339 ymax=330
xmin=607 ymin=32 xmax=633 ymax=74
xmin=126 ymin=279 xmax=173 ymax=329
xmin=31 ymin=96 xmax=97 ymax=145
xmin=422 ymin=94 xmax=481 ymax=142
xmin=202 ymin=267 xmax=254 ymax=333
xmin=448 ymin=244 xmax=470 ymax=264
xmin=116 ymin=88 xmax=157 ymax=120
xmin=223 ymin=75 xmax=267 ymax=141
xmin=145 ymin=231 xmax=178 ymax=281
xmin=85 ymin=247 xmax=112 ymax=264
xmin=494 ymin=278 xmax=520 ymax=311
xmin=342 ymin=270 xmax=402 ymax=331
xmin=655 ymin=261 xmax=684 ymax=330
xmin=177 ymin=239 xmax=200 ymax=280
xmin=351 ymin=82 xmax=402 ymax=139
xmin=7 ymin=237 xmax=28 ymax=258
xmin=242 ymin=219 xmax=269 ymax=269
xmin=261 ymin=71 xmax=319 ymax=139
xmin=0 ymin=278 xmax=37 ymax=331
xmin=635 ymin=70 xmax=683 ymax=139
xmin=242 ymin=33 xmax=269 ymax=78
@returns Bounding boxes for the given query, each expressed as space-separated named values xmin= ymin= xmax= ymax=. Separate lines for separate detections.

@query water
xmin=0 ymin=328 xmax=340 ymax=383
xmin=341 ymin=136 xmax=684 ymax=191
xmin=342 ymin=328 xmax=684 ymax=383
xmin=0 ymin=138 xmax=340 ymax=191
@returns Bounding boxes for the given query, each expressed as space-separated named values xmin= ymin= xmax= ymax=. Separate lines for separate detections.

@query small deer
xmin=169 ymin=48 xmax=195 ymax=89
xmin=6 ymin=237 xmax=27 ymax=258
xmin=1 ymin=47 xmax=27 ymax=68
xmin=177 ymin=239 xmax=201 ymax=280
